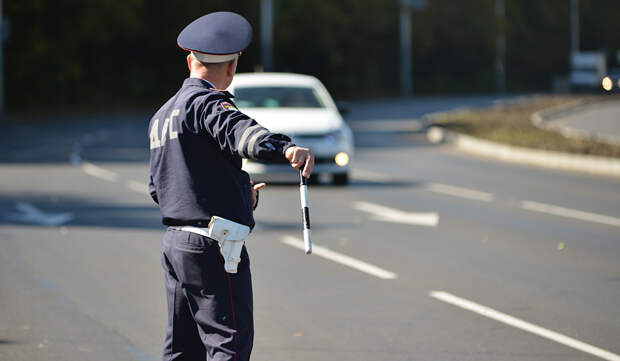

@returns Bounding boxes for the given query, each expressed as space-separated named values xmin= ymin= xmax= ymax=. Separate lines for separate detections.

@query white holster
xmin=173 ymin=216 xmax=250 ymax=273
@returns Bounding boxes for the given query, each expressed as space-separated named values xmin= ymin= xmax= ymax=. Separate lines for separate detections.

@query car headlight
xmin=334 ymin=152 xmax=350 ymax=167
xmin=602 ymin=76 xmax=613 ymax=91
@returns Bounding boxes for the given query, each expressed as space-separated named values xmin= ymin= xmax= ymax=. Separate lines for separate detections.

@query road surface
xmin=550 ymin=99 xmax=620 ymax=145
xmin=1 ymin=97 xmax=619 ymax=361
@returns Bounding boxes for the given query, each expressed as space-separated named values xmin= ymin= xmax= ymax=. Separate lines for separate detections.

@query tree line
xmin=5 ymin=0 xmax=619 ymax=113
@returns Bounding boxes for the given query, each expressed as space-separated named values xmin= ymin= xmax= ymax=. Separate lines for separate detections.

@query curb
xmin=423 ymin=110 xmax=620 ymax=178
xmin=531 ymin=100 xmax=620 ymax=146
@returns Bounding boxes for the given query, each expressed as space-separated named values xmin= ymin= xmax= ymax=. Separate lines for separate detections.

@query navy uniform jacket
xmin=148 ymin=77 xmax=294 ymax=229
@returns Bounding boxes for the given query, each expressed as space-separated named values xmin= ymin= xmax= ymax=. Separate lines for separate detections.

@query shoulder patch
xmin=221 ymin=102 xmax=238 ymax=111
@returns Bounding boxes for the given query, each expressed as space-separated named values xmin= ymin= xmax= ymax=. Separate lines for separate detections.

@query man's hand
xmin=251 ymin=181 xmax=266 ymax=209
xmin=285 ymin=146 xmax=314 ymax=178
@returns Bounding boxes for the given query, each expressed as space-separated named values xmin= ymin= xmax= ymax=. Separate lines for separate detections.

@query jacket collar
xmin=182 ymin=77 xmax=234 ymax=98
xmin=183 ymin=77 xmax=216 ymax=89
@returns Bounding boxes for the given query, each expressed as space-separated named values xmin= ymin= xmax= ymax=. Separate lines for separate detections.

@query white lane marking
xmin=125 ymin=180 xmax=149 ymax=195
xmin=426 ymin=182 xmax=495 ymax=202
xmin=82 ymin=162 xmax=119 ymax=182
xmin=353 ymin=170 xmax=494 ymax=203
xmin=281 ymin=236 xmax=397 ymax=280
xmin=4 ymin=202 xmax=74 ymax=226
xmin=81 ymin=163 xmax=149 ymax=197
xmin=430 ymin=291 xmax=620 ymax=361
xmin=521 ymin=200 xmax=620 ymax=228
xmin=353 ymin=201 xmax=439 ymax=227
xmin=351 ymin=168 xmax=394 ymax=182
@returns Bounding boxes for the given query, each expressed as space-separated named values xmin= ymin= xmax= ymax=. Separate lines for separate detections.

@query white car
xmin=229 ymin=73 xmax=354 ymax=185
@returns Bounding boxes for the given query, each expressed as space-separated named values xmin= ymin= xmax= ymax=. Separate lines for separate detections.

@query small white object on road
xmin=281 ymin=236 xmax=397 ymax=280
xmin=426 ymin=126 xmax=445 ymax=144
xmin=430 ymin=291 xmax=620 ymax=361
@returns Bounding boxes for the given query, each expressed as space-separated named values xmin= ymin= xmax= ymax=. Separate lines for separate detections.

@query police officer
xmin=148 ymin=12 xmax=314 ymax=361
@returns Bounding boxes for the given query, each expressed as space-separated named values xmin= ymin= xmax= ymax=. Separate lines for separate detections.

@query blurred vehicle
xmin=570 ymin=51 xmax=606 ymax=91
xmin=601 ymin=68 xmax=620 ymax=93
xmin=229 ymin=73 xmax=354 ymax=185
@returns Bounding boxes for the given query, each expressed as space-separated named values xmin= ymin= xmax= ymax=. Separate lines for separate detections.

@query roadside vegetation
xmin=6 ymin=1 xmax=620 ymax=112
xmin=432 ymin=95 xmax=620 ymax=159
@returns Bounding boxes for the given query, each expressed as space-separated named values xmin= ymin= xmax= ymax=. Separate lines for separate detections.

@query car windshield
xmin=233 ymin=86 xmax=325 ymax=108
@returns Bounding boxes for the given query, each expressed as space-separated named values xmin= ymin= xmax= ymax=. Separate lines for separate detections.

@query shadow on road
xmin=0 ymin=193 xmax=164 ymax=230
xmin=255 ymin=220 xmax=361 ymax=231
xmin=1 ymin=113 xmax=150 ymax=164
xmin=0 ymin=340 xmax=20 ymax=345
xmin=0 ymin=193 xmax=363 ymax=232
xmin=252 ymin=179 xmax=424 ymax=189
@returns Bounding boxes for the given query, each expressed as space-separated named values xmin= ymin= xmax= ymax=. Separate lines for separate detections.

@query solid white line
xmin=281 ymin=236 xmax=397 ymax=280
xmin=125 ymin=180 xmax=149 ymax=195
xmin=426 ymin=182 xmax=495 ymax=202
xmin=353 ymin=201 xmax=439 ymax=227
xmin=521 ymin=200 xmax=620 ymax=228
xmin=82 ymin=162 xmax=119 ymax=182
xmin=430 ymin=291 xmax=620 ymax=361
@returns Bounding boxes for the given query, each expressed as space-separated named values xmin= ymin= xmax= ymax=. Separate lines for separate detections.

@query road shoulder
xmin=425 ymin=97 xmax=620 ymax=177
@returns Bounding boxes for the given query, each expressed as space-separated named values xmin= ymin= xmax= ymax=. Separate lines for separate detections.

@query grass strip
xmin=433 ymin=95 xmax=620 ymax=159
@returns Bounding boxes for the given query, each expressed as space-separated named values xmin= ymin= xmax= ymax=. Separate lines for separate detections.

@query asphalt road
xmin=1 ymin=96 xmax=619 ymax=361
xmin=551 ymin=100 xmax=620 ymax=145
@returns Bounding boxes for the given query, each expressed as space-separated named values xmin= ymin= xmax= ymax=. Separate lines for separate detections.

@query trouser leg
xmin=162 ymin=235 xmax=205 ymax=361
xmin=162 ymin=229 xmax=254 ymax=361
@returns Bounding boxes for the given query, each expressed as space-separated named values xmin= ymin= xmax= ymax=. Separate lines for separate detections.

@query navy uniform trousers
xmin=161 ymin=228 xmax=254 ymax=361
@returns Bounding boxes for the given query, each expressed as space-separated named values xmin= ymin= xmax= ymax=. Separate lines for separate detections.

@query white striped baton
xmin=299 ymin=169 xmax=312 ymax=254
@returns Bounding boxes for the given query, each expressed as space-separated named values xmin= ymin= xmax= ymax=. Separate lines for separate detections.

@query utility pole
xmin=260 ymin=0 xmax=274 ymax=72
xmin=570 ymin=0 xmax=579 ymax=55
xmin=399 ymin=0 xmax=413 ymax=96
xmin=398 ymin=0 xmax=426 ymax=97
xmin=0 ymin=0 xmax=4 ymax=122
xmin=495 ymin=0 xmax=506 ymax=93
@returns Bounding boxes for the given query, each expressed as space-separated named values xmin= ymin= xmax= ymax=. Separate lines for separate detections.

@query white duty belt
xmin=172 ymin=216 xmax=251 ymax=274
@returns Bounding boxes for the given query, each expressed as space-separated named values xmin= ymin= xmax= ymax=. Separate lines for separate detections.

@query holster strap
xmin=171 ymin=216 xmax=251 ymax=274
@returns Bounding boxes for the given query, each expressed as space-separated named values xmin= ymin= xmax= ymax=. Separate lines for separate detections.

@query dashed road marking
xmin=353 ymin=201 xmax=439 ymax=227
xmin=281 ymin=236 xmax=397 ymax=280
xmin=356 ymin=168 xmax=616 ymax=229
xmin=426 ymin=182 xmax=495 ymax=202
xmin=80 ymin=162 xmax=149 ymax=196
xmin=125 ymin=180 xmax=149 ymax=195
xmin=521 ymin=200 xmax=620 ymax=228
xmin=82 ymin=162 xmax=119 ymax=182
xmin=84 ymin=161 xmax=618 ymax=230
xmin=430 ymin=291 xmax=620 ymax=361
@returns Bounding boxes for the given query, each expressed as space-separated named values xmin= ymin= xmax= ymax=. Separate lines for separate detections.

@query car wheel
xmin=332 ymin=172 xmax=349 ymax=186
